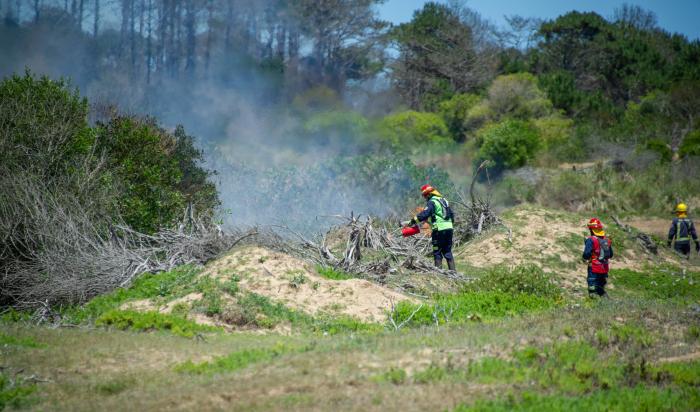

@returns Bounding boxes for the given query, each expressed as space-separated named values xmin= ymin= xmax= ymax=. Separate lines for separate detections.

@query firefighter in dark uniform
xmin=667 ymin=203 xmax=699 ymax=258
xmin=409 ymin=184 xmax=455 ymax=270
xmin=582 ymin=218 xmax=613 ymax=297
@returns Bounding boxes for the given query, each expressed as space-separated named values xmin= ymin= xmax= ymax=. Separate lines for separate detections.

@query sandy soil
xmin=202 ymin=246 xmax=416 ymax=323
xmin=458 ymin=207 xmax=691 ymax=291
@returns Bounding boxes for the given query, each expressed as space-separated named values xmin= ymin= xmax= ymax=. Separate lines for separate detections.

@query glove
xmin=667 ymin=240 xmax=672 ymax=248
xmin=695 ymin=242 xmax=700 ymax=253
xmin=408 ymin=217 xmax=417 ymax=226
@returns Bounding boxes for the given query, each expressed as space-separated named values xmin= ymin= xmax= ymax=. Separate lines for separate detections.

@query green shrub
xmin=316 ymin=266 xmax=354 ymax=280
xmin=679 ymin=129 xmax=700 ymax=158
xmin=644 ymin=139 xmax=673 ymax=162
xmin=372 ymin=367 xmax=407 ymax=384
xmin=62 ymin=265 xmax=201 ymax=323
xmin=0 ymin=372 xmax=36 ymax=410
xmin=95 ymin=310 xmax=219 ymax=337
xmin=375 ymin=110 xmax=453 ymax=148
xmin=475 ymin=119 xmax=541 ymax=173
xmin=437 ymin=93 xmax=482 ymax=141
xmin=486 ymin=73 xmax=553 ymax=120
xmin=467 ymin=265 xmax=561 ymax=298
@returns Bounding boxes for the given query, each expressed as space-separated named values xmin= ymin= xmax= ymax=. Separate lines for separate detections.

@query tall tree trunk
xmin=184 ymin=0 xmax=196 ymax=76
xmin=224 ymin=1 xmax=233 ymax=54
xmin=276 ymin=25 xmax=286 ymax=61
xmin=204 ymin=0 xmax=213 ymax=72
xmin=146 ymin=0 xmax=152 ymax=85
xmin=92 ymin=0 xmax=99 ymax=37
xmin=78 ymin=0 xmax=84 ymax=30
xmin=130 ymin=0 xmax=136 ymax=75
xmin=33 ymin=0 xmax=40 ymax=23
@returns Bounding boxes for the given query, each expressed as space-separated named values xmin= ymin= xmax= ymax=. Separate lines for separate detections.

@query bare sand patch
xmin=202 ymin=246 xmax=416 ymax=322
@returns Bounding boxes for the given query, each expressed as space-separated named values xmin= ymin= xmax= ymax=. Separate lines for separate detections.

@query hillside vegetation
xmin=2 ymin=1 xmax=700 ymax=411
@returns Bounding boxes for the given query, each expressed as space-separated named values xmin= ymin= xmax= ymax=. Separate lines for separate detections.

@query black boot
xmin=447 ymin=258 xmax=456 ymax=271
xmin=434 ymin=257 xmax=443 ymax=268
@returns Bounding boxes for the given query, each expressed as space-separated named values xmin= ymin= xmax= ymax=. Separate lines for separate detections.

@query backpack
xmin=433 ymin=197 xmax=454 ymax=222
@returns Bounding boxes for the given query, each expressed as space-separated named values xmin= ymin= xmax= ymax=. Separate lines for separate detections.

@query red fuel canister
xmin=402 ymin=225 xmax=420 ymax=237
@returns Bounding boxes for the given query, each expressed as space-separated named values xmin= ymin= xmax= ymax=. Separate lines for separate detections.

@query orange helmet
xmin=587 ymin=218 xmax=604 ymax=231
xmin=421 ymin=184 xmax=435 ymax=197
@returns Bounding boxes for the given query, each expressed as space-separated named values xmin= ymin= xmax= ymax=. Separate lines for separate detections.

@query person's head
xmin=587 ymin=218 xmax=605 ymax=236
xmin=675 ymin=203 xmax=688 ymax=218
xmin=421 ymin=184 xmax=435 ymax=199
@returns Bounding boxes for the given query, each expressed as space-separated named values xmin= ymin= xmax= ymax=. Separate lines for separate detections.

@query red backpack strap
xmin=589 ymin=236 xmax=600 ymax=255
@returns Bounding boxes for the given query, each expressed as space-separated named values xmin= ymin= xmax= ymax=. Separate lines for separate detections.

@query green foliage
xmin=679 ymin=129 xmax=700 ymax=158
xmin=468 ymin=265 xmax=562 ymax=298
xmin=175 ymin=344 xmax=301 ymax=375
xmin=610 ymin=268 xmax=700 ymax=300
xmin=455 ymin=385 xmax=700 ymax=411
xmin=0 ymin=70 xmax=91 ymax=176
xmin=644 ymin=139 xmax=673 ymax=162
xmin=240 ymin=292 xmax=382 ymax=334
xmin=375 ymin=110 xmax=452 ymax=148
xmin=595 ymin=324 xmax=654 ymax=349
xmin=391 ymin=265 xmax=561 ymax=328
xmin=94 ymin=377 xmax=136 ymax=396
xmin=475 ymin=119 xmax=541 ymax=173
xmin=97 ymin=116 xmax=219 ymax=233
xmin=391 ymin=2 xmax=483 ymax=109
xmin=486 ymin=73 xmax=553 ymax=120
xmin=303 ymin=110 xmax=370 ymax=149
xmin=437 ymin=93 xmax=482 ymax=141
xmin=372 ymin=367 xmax=407 ymax=384
xmin=0 ymin=333 xmax=45 ymax=349
xmin=316 ymin=266 xmax=354 ymax=280
xmin=95 ymin=309 xmax=220 ymax=337
xmin=62 ymin=265 xmax=201 ymax=323
xmin=0 ymin=372 xmax=36 ymax=410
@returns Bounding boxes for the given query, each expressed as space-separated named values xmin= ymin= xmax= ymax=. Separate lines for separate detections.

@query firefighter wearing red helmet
xmin=582 ymin=218 xmax=614 ymax=297
xmin=409 ymin=184 xmax=456 ymax=270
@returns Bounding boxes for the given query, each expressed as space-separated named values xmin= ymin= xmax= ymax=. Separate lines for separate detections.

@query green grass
xmin=175 ymin=344 xmax=306 ymax=375
xmin=316 ymin=266 xmax=354 ymax=280
xmin=95 ymin=310 xmax=220 ymax=337
xmin=611 ymin=267 xmax=700 ymax=300
xmin=455 ymin=385 xmax=700 ymax=411
xmin=0 ymin=333 xmax=45 ymax=348
xmin=238 ymin=292 xmax=383 ymax=334
xmin=390 ymin=264 xmax=562 ymax=327
xmin=0 ymin=372 xmax=36 ymax=410
xmin=61 ymin=265 xmax=202 ymax=323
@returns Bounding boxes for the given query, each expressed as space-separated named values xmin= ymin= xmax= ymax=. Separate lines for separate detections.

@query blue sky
xmin=377 ymin=0 xmax=700 ymax=40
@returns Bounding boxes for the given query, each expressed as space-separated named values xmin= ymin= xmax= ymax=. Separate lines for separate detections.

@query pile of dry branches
xmin=0 ymin=177 xmax=251 ymax=310
xmin=263 ymin=161 xmax=510 ymax=286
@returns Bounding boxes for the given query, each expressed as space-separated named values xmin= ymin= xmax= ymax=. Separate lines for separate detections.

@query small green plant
xmin=175 ymin=344 xmax=302 ymax=375
xmin=0 ymin=333 xmax=45 ymax=348
xmin=95 ymin=310 xmax=219 ymax=337
xmin=289 ymin=272 xmax=307 ymax=289
xmin=686 ymin=325 xmax=700 ymax=342
xmin=94 ymin=376 xmax=136 ymax=395
xmin=0 ymin=372 xmax=36 ymax=409
xmin=316 ymin=266 xmax=354 ymax=280
xmin=372 ymin=367 xmax=407 ymax=385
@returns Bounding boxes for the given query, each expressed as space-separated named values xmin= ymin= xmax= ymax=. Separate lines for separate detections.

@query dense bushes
xmin=475 ymin=120 xmax=541 ymax=173
xmin=0 ymin=72 xmax=219 ymax=307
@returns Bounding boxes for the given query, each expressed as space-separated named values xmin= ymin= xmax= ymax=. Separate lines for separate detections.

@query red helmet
xmin=587 ymin=218 xmax=603 ymax=231
xmin=421 ymin=184 xmax=435 ymax=197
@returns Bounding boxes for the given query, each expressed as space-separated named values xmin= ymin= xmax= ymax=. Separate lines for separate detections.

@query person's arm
xmin=413 ymin=200 xmax=435 ymax=224
xmin=668 ymin=218 xmax=677 ymax=246
xmin=582 ymin=238 xmax=593 ymax=261
xmin=691 ymin=221 xmax=700 ymax=252
xmin=609 ymin=243 xmax=614 ymax=259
